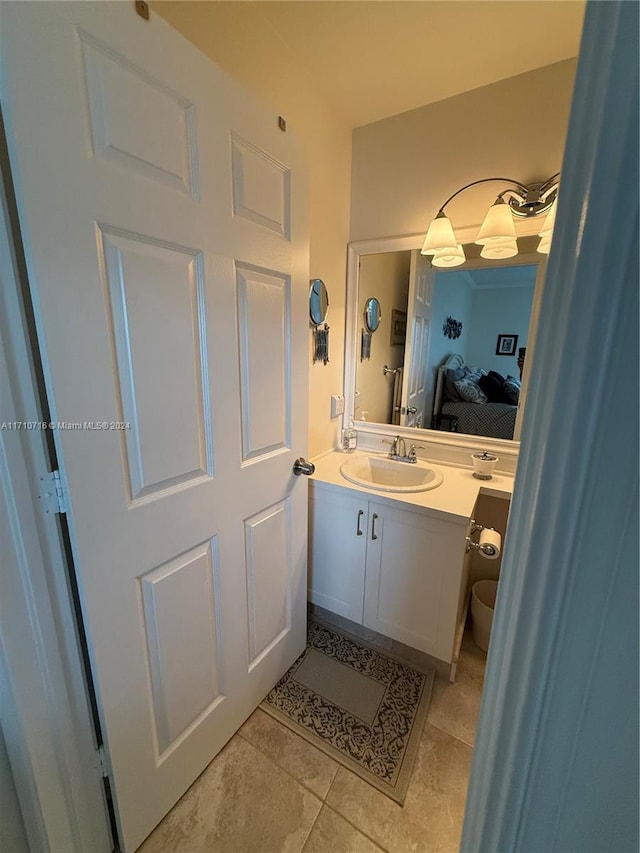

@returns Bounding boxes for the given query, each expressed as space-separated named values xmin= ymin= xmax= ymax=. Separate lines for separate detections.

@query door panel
xmin=231 ymin=134 xmax=291 ymax=237
xmin=80 ymin=30 xmax=199 ymax=198
xmin=401 ymin=252 xmax=434 ymax=427
xmin=0 ymin=4 xmax=308 ymax=850
xmin=236 ymin=263 xmax=290 ymax=461
xmin=407 ymin=315 xmax=429 ymax=427
xmin=140 ymin=541 xmax=223 ymax=755
xmin=100 ymin=227 xmax=212 ymax=499
xmin=245 ymin=499 xmax=291 ymax=667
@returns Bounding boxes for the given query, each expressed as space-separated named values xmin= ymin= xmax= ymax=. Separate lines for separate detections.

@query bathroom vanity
xmin=308 ymin=451 xmax=513 ymax=678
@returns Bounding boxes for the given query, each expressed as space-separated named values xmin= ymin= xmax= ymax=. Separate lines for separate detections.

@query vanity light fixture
xmin=536 ymin=196 xmax=557 ymax=254
xmin=432 ymin=243 xmax=466 ymax=268
xmin=421 ymin=174 xmax=559 ymax=263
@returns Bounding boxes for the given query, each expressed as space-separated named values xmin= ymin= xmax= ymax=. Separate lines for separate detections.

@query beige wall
xmin=350 ymin=60 xmax=577 ymax=241
xmin=154 ymin=2 xmax=352 ymax=457
xmin=149 ymin=7 xmax=576 ymax=456
xmin=470 ymin=494 xmax=511 ymax=586
xmin=357 ymin=252 xmax=410 ymax=423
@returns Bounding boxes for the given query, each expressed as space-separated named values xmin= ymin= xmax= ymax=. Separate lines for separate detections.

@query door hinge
xmin=38 ymin=469 xmax=67 ymax=515
xmin=97 ymin=745 xmax=109 ymax=779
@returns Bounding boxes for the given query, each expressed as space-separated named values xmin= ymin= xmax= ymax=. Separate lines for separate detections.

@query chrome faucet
xmin=381 ymin=435 xmax=424 ymax=463
xmin=392 ymin=435 xmax=406 ymax=459
xmin=382 ymin=436 xmax=401 ymax=459
xmin=408 ymin=443 xmax=424 ymax=462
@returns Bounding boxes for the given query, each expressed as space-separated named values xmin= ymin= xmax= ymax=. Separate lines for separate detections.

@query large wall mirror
xmin=344 ymin=226 xmax=547 ymax=448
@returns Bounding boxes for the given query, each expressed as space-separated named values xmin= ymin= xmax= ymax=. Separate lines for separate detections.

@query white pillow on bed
xmin=453 ymin=377 xmax=488 ymax=404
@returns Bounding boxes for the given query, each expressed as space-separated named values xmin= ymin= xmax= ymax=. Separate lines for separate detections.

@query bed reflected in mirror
xmin=428 ymin=263 xmax=537 ymax=440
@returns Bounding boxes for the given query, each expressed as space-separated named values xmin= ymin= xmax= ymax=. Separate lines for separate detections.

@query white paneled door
xmin=0 ymin=4 xmax=308 ymax=850
xmin=401 ymin=251 xmax=433 ymax=428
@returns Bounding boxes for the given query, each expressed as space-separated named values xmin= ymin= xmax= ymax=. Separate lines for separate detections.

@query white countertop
xmin=310 ymin=450 xmax=514 ymax=523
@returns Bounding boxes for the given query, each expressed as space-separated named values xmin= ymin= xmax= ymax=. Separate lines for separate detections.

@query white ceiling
xmin=249 ymin=0 xmax=585 ymax=128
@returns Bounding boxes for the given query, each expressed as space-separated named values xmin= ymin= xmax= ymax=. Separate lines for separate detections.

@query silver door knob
xmin=293 ymin=457 xmax=315 ymax=476
xmin=407 ymin=406 xmax=418 ymax=414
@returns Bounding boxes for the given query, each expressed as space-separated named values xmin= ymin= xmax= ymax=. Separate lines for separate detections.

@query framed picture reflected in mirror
xmin=390 ymin=309 xmax=407 ymax=346
xmin=496 ymin=334 xmax=518 ymax=356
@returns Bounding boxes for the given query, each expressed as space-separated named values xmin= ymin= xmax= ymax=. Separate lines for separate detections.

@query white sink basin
xmin=340 ymin=455 xmax=444 ymax=493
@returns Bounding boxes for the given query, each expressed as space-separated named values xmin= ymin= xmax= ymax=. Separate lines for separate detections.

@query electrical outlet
xmin=330 ymin=394 xmax=345 ymax=418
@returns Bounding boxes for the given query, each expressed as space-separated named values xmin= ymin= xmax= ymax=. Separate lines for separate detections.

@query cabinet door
xmin=363 ymin=501 xmax=466 ymax=661
xmin=308 ymin=486 xmax=368 ymax=623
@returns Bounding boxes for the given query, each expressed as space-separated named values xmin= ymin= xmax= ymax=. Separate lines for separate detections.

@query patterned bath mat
xmin=260 ymin=621 xmax=435 ymax=804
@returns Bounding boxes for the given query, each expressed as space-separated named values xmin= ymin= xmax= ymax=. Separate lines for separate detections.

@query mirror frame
xmin=343 ymin=223 xmax=547 ymax=459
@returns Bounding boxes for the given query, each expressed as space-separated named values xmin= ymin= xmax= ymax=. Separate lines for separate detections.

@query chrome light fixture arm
xmin=437 ymin=174 xmax=559 ymax=219
xmin=437 ymin=176 xmax=532 ymax=215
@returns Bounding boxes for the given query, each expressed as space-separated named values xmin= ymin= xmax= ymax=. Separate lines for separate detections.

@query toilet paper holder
xmin=466 ymin=520 xmax=499 ymax=557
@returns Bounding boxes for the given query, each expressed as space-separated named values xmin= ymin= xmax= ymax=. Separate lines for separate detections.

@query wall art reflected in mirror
xmin=347 ymin=235 xmax=545 ymax=442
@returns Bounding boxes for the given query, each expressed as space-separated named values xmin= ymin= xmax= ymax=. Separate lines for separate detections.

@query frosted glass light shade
xmin=539 ymin=198 xmax=557 ymax=237
xmin=475 ymin=199 xmax=517 ymax=244
xmin=480 ymin=240 xmax=518 ymax=260
xmin=537 ymin=235 xmax=552 ymax=254
xmin=432 ymin=244 xmax=466 ymax=267
xmin=421 ymin=213 xmax=457 ymax=255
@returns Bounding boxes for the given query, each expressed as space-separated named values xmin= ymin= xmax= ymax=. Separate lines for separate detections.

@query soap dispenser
xmin=341 ymin=417 xmax=358 ymax=453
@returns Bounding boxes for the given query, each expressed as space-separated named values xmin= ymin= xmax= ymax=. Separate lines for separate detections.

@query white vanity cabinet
xmin=308 ymin=480 xmax=471 ymax=665
xmin=363 ymin=498 xmax=469 ymax=662
xmin=308 ymin=484 xmax=368 ymax=623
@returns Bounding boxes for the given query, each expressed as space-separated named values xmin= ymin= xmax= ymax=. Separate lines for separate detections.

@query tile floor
xmin=137 ymin=631 xmax=486 ymax=853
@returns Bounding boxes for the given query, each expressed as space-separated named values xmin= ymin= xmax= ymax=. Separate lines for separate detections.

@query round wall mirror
xmin=309 ymin=279 xmax=329 ymax=325
xmin=364 ymin=297 xmax=381 ymax=332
